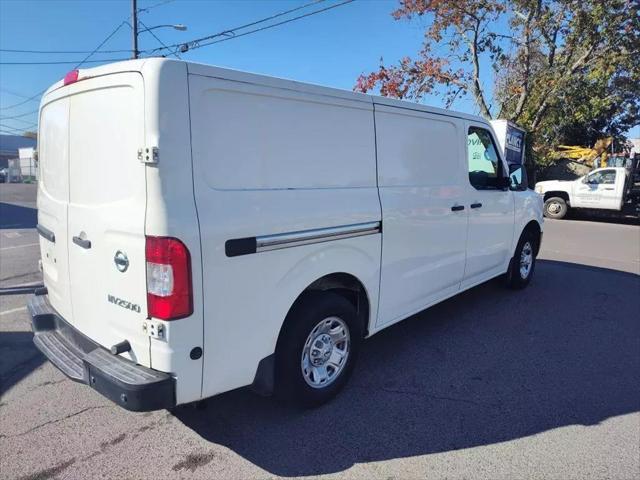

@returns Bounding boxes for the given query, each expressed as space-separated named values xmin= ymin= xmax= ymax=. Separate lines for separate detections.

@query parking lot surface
xmin=1 ymin=184 xmax=639 ymax=480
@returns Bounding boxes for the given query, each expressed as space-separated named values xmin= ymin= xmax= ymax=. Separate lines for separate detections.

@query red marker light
xmin=63 ymin=70 xmax=79 ymax=85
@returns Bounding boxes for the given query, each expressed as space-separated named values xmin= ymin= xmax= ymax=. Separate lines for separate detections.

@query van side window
xmin=467 ymin=127 xmax=503 ymax=190
xmin=586 ymin=169 xmax=616 ymax=185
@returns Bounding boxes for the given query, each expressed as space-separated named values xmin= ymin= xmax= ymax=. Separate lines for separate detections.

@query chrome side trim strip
xmin=256 ymin=221 xmax=381 ymax=253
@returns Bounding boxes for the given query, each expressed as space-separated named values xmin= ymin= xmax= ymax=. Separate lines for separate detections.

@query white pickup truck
xmin=535 ymin=167 xmax=637 ymax=219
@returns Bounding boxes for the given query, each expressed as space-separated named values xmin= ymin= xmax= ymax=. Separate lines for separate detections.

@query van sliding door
xmin=375 ymin=105 xmax=468 ymax=327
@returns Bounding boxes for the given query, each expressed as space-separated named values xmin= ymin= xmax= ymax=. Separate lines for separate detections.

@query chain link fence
xmin=2 ymin=148 xmax=37 ymax=183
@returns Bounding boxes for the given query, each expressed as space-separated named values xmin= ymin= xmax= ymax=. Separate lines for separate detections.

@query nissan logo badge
xmin=114 ymin=250 xmax=129 ymax=273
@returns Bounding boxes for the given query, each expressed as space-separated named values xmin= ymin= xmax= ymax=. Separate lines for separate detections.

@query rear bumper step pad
xmin=28 ymin=294 xmax=175 ymax=412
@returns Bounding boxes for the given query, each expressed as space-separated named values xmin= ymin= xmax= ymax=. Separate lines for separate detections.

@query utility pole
xmin=132 ymin=0 xmax=139 ymax=59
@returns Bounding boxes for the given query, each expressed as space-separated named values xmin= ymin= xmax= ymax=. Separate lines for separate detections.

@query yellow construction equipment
xmin=552 ymin=137 xmax=612 ymax=168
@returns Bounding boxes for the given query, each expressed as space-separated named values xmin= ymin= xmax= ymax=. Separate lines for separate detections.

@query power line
xmin=3 ymin=116 xmax=38 ymax=127
xmin=0 ymin=21 xmax=130 ymax=114
xmin=0 ymin=47 xmax=133 ymax=54
xmin=0 ymin=88 xmax=38 ymax=99
xmin=145 ymin=0 xmax=330 ymax=55
xmin=0 ymin=1 xmax=348 ymax=64
xmin=1 ymin=0 xmax=355 ymax=114
xmin=0 ymin=109 xmax=39 ymax=120
xmin=137 ymin=0 xmax=176 ymax=14
xmin=138 ymin=19 xmax=180 ymax=59
xmin=0 ymin=0 xmax=173 ymax=55
xmin=186 ymin=0 xmax=356 ymax=53
xmin=1 ymin=21 xmax=129 ymax=66
xmin=0 ymin=89 xmax=43 ymax=110
xmin=73 ymin=21 xmax=131 ymax=69
xmin=0 ymin=129 xmax=28 ymax=136
xmin=0 ymin=123 xmax=23 ymax=132
xmin=0 ymin=0 xmax=351 ymax=60
xmin=0 ymin=123 xmax=34 ymax=134
xmin=0 ymin=58 xmax=130 ymax=65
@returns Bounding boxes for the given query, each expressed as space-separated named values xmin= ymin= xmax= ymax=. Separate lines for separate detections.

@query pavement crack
xmin=99 ymin=432 xmax=126 ymax=449
xmin=172 ymin=452 xmax=216 ymax=472
xmin=34 ymin=378 xmax=67 ymax=388
xmin=0 ymin=271 xmax=41 ymax=283
xmin=0 ymin=406 xmax=111 ymax=438
xmin=24 ymin=378 xmax=67 ymax=394
xmin=16 ymin=458 xmax=76 ymax=480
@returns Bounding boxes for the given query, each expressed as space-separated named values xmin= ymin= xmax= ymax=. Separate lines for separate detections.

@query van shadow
xmin=175 ymin=260 xmax=640 ymax=476
xmin=0 ymin=331 xmax=45 ymax=395
xmin=0 ymin=202 xmax=37 ymax=229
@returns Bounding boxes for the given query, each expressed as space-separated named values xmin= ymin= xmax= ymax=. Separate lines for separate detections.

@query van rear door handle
xmin=36 ymin=224 xmax=55 ymax=243
xmin=470 ymin=202 xmax=483 ymax=209
xmin=72 ymin=236 xmax=91 ymax=249
xmin=451 ymin=205 xmax=465 ymax=212
xmin=603 ymin=187 xmax=614 ymax=190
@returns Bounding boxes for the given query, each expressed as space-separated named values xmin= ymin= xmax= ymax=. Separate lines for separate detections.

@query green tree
xmin=355 ymin=0 xmax=639 ymax=155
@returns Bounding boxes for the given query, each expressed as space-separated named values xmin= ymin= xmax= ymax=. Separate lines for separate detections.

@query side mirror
xmin=508 ymin=164 xmax=526 ymax=190
xmin=498 ymin=176 xmax=511 ymax=189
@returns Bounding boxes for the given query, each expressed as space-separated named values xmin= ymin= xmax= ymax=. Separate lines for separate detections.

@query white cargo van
xmin=29 ymin=59 xmax=543 ymax=411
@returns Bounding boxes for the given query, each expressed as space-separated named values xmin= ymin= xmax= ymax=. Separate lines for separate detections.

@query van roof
xmin=43 ymin=58 xmax=488 ymax=125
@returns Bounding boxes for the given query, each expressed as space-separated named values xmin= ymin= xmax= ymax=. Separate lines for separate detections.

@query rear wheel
xmin=275 ymin=291 xmax=362 ymax=408
xmin=506 ymin=229 xmax=538 ymax=289
xmin=544 ymin=197 xmax=568 ymax=219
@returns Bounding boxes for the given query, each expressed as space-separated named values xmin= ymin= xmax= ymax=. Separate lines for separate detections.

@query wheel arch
xmin=251 ymin=271 xmax=372 ymax=396
xmin=521 ymin=219 xmax=543 ymax=256
xmin=543 ymin=191 xmax=570 ymax=205
xmin=283 ymin=272 xmax=371 ymax=338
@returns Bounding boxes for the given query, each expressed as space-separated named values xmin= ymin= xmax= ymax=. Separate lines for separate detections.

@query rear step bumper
xmin=28 ymin=293 xmax=175 ymax=412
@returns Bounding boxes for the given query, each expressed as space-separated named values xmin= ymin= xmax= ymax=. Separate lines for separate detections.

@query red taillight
xmin=145 ymin=236 xmax=193 ymax=320
xmin=63 ymin=70 xmax=79 ymax=85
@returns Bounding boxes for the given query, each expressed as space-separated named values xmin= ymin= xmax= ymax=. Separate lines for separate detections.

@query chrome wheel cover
xmin=301 ymin=316 xmax=350 ymax=389
xmin=547 ymin=201 xmax=562 ymax=215
xmin=520 ymin=241 xmax=533 ymax=279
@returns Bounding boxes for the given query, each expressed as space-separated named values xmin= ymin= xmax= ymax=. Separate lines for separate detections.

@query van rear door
xmin=38 ymin=94 xmax=72 ymax=322
xmin=66 ymin=72 xmax=150 ymax=366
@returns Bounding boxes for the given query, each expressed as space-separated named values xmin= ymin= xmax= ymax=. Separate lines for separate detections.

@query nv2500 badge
xmin=108 ymin=294 xmax=141 ymax=313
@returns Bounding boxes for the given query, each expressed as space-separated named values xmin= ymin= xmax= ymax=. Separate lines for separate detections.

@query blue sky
xmin=1 ymin=0 xmax=638 ymax=139
xmin=0 ymin=0 xmax=478 ymax=134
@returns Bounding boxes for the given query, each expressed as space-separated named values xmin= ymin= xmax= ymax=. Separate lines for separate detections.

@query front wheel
xmin=544 ymin=197 xmax=568 ymax=219
xmin=506 ymin=230 xmax=538 ymax=289
xmin=275 ymin=291 xmax=362 ymax=408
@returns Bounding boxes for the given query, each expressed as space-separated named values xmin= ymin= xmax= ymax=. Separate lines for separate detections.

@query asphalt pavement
xmin=0 ymin=184 xmax=40 ymax=290
xmin=1 ymin=184 xmax=639 ymax=480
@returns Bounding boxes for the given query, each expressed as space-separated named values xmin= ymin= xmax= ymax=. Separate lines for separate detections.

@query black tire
xmin=544 ymin=197 xmax=568 ymax=219
xmin=275 ymin=291 xmax=362 ymax=408
xmin=505 ymin=229 xmax=538 ymax=289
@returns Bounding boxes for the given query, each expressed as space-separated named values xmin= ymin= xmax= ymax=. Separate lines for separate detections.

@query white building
xmin=7 ymin=147 xmax=37 ymax=182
